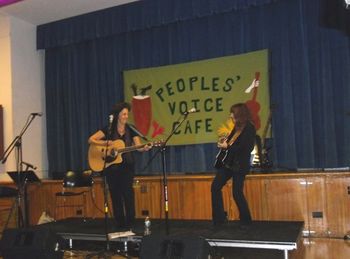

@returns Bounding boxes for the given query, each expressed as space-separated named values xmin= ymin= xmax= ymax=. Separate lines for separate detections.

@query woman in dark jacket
xmin=211 ymin=103 xmax=256 ymax=225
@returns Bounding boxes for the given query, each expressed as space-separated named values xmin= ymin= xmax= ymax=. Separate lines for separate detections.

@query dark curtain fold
xmin=43 ymin=0 xmax=350 ymax=178
xmin=37 ymin=0 xmax=280 ymax=50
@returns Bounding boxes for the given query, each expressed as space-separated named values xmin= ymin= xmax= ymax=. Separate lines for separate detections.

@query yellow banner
xmin=124 ymin=49 xmax=269 ymax=145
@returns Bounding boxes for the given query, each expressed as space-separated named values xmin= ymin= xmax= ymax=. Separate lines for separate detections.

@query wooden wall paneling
xmin=55 ymin=186 xmax=97 ymax=220
xmin=90 ymin=181 xmax=113 ymax=219
xmin=265 ymin=178 xmax=308 ymax=223
xmin=167 ymin=179 xmax=183 ymax=219
xmin=83 ymin=183 xmax=101 ymax=219
xmin=27 ymin=180 xmax=104 ymax=224
xmin=325 ymin=175 xmax=350 ymax=237
xmin=179 ymin=178 xmax=212 ymax=220
xmin=245 ymin=177 xmax=266 ymax=220
xmin=27 ymin=181 xmax=61 ymax=225
xmin=18 ymin=173 xmax=350 ymax=238
xmin=0 ymin=197 xmax=17 ymax=231
xmin=134 ymin=178 xmax=162 ymax=219
xmin=305 ymin=177 xmax=327 ymax=237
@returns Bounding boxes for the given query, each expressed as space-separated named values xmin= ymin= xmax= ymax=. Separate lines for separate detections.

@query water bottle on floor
xmin=144 ymin=216 xmax=151 ymax=235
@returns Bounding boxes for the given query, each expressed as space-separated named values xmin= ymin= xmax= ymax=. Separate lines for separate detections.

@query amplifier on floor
xmin=0 ymin=227 xmax=66 ymax=259
xmin=140 ymin=234 xmax=212 ymax=259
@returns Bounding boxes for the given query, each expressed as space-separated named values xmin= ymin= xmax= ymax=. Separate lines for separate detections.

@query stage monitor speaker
xmin=140 ymin=234 xmax=212 ymax=259
xmin=0 ymin=228 xmax=65 ymax=259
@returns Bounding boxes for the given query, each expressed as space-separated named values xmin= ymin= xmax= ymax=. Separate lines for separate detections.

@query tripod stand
xmin=1 ymin=113 xmax=40 ymax=228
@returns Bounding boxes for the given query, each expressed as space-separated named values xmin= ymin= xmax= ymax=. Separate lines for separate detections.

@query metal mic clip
xmin=31 ymin=112 xmax=43 ymax=116
xmin=183 ymin=108 xmax=198 ymax=115
xmin=21 ymin=161 xmax=37 ymax=170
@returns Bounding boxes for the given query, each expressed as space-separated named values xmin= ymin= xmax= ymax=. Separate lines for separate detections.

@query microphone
xmin=108 ymin=114 xmax=114 ymax=136
xmin=183 ymin=108 xmax=200 ymax=115
xmin=31 ymin=112 xmax=43 ymax=116
xmin=109 ymin=114 xmax=114 ymax=124
xmin=21 ymin=161 xmax=37 ymax=170
xmin=128 ymin=124 xmax=149 ymax=141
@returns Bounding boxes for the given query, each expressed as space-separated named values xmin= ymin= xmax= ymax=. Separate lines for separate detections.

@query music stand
xmin=7 ymin=170 xmax=40 ymax=227
xmin=7 ymin=170 xmax=41 ymax=185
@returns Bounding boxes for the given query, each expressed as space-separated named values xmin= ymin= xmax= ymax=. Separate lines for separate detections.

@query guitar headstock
xmin=152 ymin=139 xmax=164 ymax=147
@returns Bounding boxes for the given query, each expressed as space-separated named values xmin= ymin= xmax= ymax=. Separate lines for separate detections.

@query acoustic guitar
xmin=88 ymin=139 xmax=159 ymax=172
xmin=214 ymin=129 xmax=242 ymax=169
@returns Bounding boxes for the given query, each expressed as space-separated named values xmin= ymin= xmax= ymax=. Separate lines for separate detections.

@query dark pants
xmin=211 ymin=167 xmax=252 ymax=224
xmin=105 ymin=163 xmax=135 ymax=227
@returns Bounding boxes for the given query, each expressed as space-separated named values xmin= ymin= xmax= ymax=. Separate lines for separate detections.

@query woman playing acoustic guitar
xmin=89 ymin=102 xmax=151 ymax=228
xmin=211 ymin=103 xmax=256 ymax=226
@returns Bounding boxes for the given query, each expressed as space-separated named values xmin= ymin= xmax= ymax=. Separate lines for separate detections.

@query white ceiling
xmin=0 ymin=0 xmax=139 ymax=26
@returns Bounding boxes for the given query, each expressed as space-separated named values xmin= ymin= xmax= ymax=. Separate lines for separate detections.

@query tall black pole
xmin=159 ymin=113 xmax=189 ymax=235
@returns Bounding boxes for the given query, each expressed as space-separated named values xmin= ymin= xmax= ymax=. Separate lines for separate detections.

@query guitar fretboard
xmin=119 ymin=144 xmax=146 ymax=153
xmin=119 ymin=142 xmax=153 ymax=153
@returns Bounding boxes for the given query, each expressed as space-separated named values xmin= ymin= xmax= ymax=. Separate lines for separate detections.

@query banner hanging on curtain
xmin=123 ymin=49 xmax=269 ymax=146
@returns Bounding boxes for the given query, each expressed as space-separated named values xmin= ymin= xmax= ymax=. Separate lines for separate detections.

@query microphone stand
xmin=86 ymin=118 xmax=128 ymax=259
xmin=1 ymin=114 xmax=39 ymax=228
xmin=102 ymin=140 xmax=111 ymax=252
xmin=86 ymin=126 xmax=112 ymax=259
xmin=159 ymin=112 xmax=189 ymax=235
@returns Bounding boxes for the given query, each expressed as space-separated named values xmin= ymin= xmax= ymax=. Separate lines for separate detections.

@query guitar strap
xmin=227 ymin=127 xmax=243 ymax=147
xmin=120 ymin=126 xmax=133 ymax=164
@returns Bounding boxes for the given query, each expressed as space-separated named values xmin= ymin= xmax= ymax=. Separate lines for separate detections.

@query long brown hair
xmin=230 ymin=103 xmax=252 ymax=129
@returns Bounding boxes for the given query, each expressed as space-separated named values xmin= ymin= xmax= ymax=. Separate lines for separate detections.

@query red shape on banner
xmin=132 ymin=96 xmax=152 ymax=136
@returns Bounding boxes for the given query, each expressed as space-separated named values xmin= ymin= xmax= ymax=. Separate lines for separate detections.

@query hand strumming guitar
xmin=217 ymin=136 xmax=228 ymax=149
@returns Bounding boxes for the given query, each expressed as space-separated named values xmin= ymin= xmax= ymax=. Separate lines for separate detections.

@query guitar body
xmin=214 ymin=149 xmax=228 ymax=169
xmin=246 ymin=99 xmax=261 ymax=130
xmin=88 ymin=139 xmax=126 ymax=172
xmin=214 ymin=129 xmax=242 ymax=169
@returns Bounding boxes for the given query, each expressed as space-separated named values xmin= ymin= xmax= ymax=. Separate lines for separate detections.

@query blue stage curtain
xmin=42 ymin=0 xmax=350 ymax=178
xmin=37 ymin=0 xmax=280 ymax=50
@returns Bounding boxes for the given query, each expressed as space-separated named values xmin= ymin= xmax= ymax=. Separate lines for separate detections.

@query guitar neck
xmin=119 ymin=144 xmax=146 ymax=154
xmin=261 ymin=112 xmax=272 ymax=148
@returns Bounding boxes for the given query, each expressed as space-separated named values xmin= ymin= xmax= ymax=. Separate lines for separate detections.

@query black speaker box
xmin=140 ymin=234 xmax=212 ymax=259
xmin=0 ymin=228 xmax=65 ymax=259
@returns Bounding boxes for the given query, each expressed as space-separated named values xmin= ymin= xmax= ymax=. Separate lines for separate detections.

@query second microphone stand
xmin=158 ymin=112 xmax=190 ymax=235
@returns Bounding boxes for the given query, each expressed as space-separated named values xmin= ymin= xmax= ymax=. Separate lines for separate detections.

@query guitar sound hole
xmin=105 ymin=149 xmax=117 ymax=163
xmin=105 ymin=156 xmax=115 ymax=163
